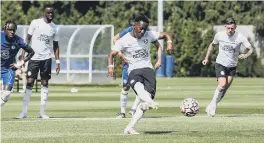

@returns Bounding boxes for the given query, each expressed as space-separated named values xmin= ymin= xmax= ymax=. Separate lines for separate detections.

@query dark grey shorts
xmin=215 ymin=63 xmax=236 ymax=78
xmin=128 ymin=68 xmax=156 ymax=99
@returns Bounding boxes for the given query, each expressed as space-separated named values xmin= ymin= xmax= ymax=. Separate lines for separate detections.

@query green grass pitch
xmin=1 ymin=77 xmax=264 ymax=143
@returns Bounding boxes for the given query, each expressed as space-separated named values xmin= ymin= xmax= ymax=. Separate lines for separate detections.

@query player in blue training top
xmin=113 ymin=25 xmax=173 ymax=118
xmin=1 ymin=20 xmax=35 ymax=107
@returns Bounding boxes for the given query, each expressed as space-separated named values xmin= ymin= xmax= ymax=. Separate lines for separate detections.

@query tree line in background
xmin=1 ymin=1 xmax=264 ymax=77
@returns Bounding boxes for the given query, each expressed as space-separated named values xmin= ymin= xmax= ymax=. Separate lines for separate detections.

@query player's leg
xmin=21 ymin=72 xmax=27 ymax=93
xmin=217 ymin=67 xmax=236 ymax=103
xmin=39 ymin=58 xmax=52 ymax=119
xmin=1 ymin=69 xmax=15 ymax=107
xmin=206 ymin=63 xmax=228 ymax=117
xmin=16 ymin=60 xmax=38 ymax=119
xmin=116 ymin=63 xmax=129 ymax=118
xmin=124 ymin=68 xmax=158 ymax=134
xmin=129 ymin=95 xmax=141 ymax=116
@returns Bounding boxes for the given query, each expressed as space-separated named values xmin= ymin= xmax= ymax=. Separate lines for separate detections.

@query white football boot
xmin=124 ymin=128 xmax=140 ymax=135
xmin=16 ymin=112 xmax=27 ymax=119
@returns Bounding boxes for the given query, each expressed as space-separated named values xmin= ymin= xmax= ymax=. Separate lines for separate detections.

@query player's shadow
xmin=144 ymin=131 xmax=177 ymax=134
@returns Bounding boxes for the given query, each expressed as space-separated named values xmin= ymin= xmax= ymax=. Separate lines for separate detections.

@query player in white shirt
xmin=108 ymin=15 xmax=174 ymax=134
xmin=114 ymin=26 xmax=173 ymax=118
xmin=202 ymin=18 xmax=253 ymax=117
xmin=16 ymin=4 xmax=60 ymax=119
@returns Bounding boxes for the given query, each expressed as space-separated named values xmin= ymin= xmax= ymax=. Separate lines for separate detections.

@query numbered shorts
xmin=27 ymin=58 xmax=52 ymax=80
xmin=128 ymin=68 xmax=156 ymax=99
xmin=122 ymin=63 xmax=129 ymax=87
xmin=215 ymin=63 xmax=236 ymax=78
xmin=1 ymin=69 xmax=16 ymax=88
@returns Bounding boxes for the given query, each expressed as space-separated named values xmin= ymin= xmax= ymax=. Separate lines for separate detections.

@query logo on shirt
xmin=143 ymin=39 xmax=149 ymax=44
xmin=221 ymin=45 xmax=235 ymax=53
xmin=132 ymin=49 xmax=148 ymax=59
xmin=11 ymin=45 xmax=16 ymax=50
xmin=1 ymin=50 xmax=10 ymax=60
xmin=37 ymin=34 xmax=50 ymax=45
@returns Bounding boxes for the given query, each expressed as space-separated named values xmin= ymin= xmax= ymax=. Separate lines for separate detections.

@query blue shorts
xmin=1 ymin=69 xmax=16 ymax=88
xmin=122 ymin=63 xmax=129 ymax=87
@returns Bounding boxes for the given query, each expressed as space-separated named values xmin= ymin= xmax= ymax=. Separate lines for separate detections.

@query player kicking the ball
xmin=108 ymin=15 xmax=174 ymax=134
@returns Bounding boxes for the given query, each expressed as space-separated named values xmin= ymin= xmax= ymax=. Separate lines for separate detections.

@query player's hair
xmin=134 ymin=15 xmax=149 ymax=24
xmin=2 ymin=20 xmax=17 ymax=31
xmin=44 ymin=4 xmax=53 ymax=10
xmin=225 ymin=17 xmax=236 ymax=25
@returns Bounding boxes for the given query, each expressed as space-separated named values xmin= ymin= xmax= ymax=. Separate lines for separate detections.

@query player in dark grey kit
xmin=202 ymin=18 xmax=253 ymax=117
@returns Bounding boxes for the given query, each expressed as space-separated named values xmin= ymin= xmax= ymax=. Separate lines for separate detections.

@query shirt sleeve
xmin=17 ymin=36 xmax=29 ymax=49
xmin=112 ymin=40 xmax=124 ymax=51
xmin=241 ymin=35 xmax=251 ymax=48
xmin=149 ymin=31 xmax=160 ymax=43
xmin=27 ymin=20 xmax=36 ymax=35
xmin=212 ymin=32 xmax=219 ymax=44
xmin=119 ymin=26 xmax=133 ymax=38
xmin=53 ymin=27 xmax=59 ymax=42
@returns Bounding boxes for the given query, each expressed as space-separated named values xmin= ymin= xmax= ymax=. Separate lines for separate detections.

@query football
xmin=180 ymin=98 xmax=200 ymax=117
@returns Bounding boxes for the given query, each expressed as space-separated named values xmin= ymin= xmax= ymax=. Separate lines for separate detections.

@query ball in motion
xmin=180 ymin=98 xmax=200 ymax=117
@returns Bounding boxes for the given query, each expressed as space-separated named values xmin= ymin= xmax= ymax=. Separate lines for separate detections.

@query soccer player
xmin=114 ymin=26 xmax=173 ymax=118
xmin=113 ymin=27 xmax=142 ymax=118
xmin=16 ymin=4 xmax=60 ymax=119
xmin=1 ymin=20 xmax=35 ymax=107
xmin=202 ymin=17 xmax=253 ymax=117
xmin=108 ymin=15 xmax=174 ymax=134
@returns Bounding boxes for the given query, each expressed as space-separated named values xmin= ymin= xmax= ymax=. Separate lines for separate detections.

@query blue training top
xmin=1 ymin=31 xmax=30 ymax=74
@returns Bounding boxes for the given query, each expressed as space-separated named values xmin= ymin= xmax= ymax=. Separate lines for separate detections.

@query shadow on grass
xmin=144 ymin=131 xmax=177 ymax=134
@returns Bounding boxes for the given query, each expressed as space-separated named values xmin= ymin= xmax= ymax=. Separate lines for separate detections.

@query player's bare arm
xmin=10 ymin=43 xmax=35 ymax=70
xmin=113 ymin=34 xmax=120 ymax=44
xmin=108 ymin=50 xmax=119 ymax=78
xmin=154 ymin=41 xmax=162 ymax=70
xmin=158 ymin=32 xmax=174 ymax=55
xmin=53 ymin=41 xmax=60 ymax=75
xmin=202 ymin=42 xmax=217 ymax=65
xmin=238 ymin=46 xmax=253 ymax=60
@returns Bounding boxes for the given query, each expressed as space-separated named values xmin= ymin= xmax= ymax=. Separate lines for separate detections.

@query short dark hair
xmin=225 ymin=17 xmax=236 ymax=25
xmin=44 ymin=4 xmax=53 ymax=10
xmin=3 ymin=20 xmax=17 ymax=31
xmin=134 ymin=15 xmax=149 ymax=24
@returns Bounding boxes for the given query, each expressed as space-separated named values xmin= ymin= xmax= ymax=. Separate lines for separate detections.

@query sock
xmin=125 ymin=102 xmax=145 ymax=130
xmin=218 ymin=88 xmax=227 ymax=103
xmin=21 ymin=87 xmax=32 ymax=113
xmin=210 ymin=87 xmax=225 ymax=106
xmin=133 ymin=82 xmax=155 ymax=105
xmin=1 ymin=90 xmax=11 ymax=107
xmin=40 ymin=86 xmax=49 ymax=115
xmin=131 ymin=96 xmax=141 ymax=111
xmin=120 ymin=89 xmax=129 ymax=113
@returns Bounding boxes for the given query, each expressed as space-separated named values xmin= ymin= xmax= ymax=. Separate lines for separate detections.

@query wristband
xmin=56 ymin=60 xmax=60 ymax=64
xmin=108 ymin=65 xmax=114 ymax=68
xmin=167 ymin=40 xmax=172 ymax=43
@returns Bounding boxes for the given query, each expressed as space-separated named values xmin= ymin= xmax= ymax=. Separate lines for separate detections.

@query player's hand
xmin=155 ymin=60 xmax=162 ymax=70
xmin=166 ymin=43 xmax=174 ymax=55
xmin=56 ymin=63 xmax=60 ymax=75
xmin=202 ymin=59 xmax=209 ymax=65
xmin=107 ymin=67 xmax=116 ymax=80
xmin=238 ymin=54 xmax=247 ymax=60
